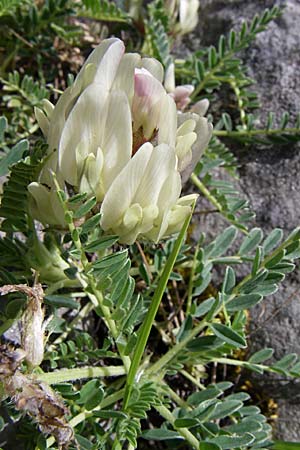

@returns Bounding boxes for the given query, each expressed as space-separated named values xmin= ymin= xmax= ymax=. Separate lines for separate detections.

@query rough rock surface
xmin=189 ymin=0 xmax=300 ymax=440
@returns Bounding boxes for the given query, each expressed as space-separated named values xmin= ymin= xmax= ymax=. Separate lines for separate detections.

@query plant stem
xmin=77 ymin=272 xmax=131 ymax=373
xmin=190 ymin=173 xmax=223 ymax=211
xmin=123 ymin=207 xmax=195 ymax=409
xmin=190 ymin=173 xmax=249 ymax=235
xmin=146 ymin=319 xmax=207 ymax=376
xmin=231 ymin=80 xmax=248 ymax=129
xmin=180 ymin=369 xmax=205 ymax=390
xmin=36 ymin=366 xmax=126 ymax=384
xmin=214 ymin=127 xmax=300 ymax=138
xmin=154 ymin=404 xmax=200 ymax=449
xmin=186 ymin=241 xmax=199 ymax=316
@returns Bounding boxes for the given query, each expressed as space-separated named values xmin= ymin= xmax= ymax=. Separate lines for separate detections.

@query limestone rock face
xmin=190 ymin=0 xmax=300 ymax=440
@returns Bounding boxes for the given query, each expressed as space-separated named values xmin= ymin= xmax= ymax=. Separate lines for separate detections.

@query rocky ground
xmin=189 ymin=0 xmax=300 ymax=440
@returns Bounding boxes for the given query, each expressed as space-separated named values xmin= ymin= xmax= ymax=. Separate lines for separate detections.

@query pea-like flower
xmin=30 ymin=38 xmax=212 ymax=244
xmin=165 ymin=0 xmax=200 ymax=35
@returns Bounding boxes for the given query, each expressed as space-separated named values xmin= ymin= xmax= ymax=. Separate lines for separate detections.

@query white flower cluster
xmin=30 ymin=38 xmax=212 ymax=244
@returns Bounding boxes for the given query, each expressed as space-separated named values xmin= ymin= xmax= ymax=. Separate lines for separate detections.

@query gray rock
xmin=190 ymin=0 xmax=300 ymax=440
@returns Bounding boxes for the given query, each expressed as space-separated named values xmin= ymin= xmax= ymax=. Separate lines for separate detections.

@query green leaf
xmin=73 ymin=196 xmax=97 ymax=219
xmin=5 ymin=297 xmax=26 ymax=318
xmin=142 ymin=429 xmax=183 ymax=441
xmin=44 ymin=295 xmax=79 ymax=309
xmin=187 ymin=335 xmax=223 ymax=352
xmin=265 ymin=250 xmax=285 ymax=268
xmin=199 ymin=443 xmax=221 ymax=450
xmin=226 ymin=293 xmax=263 ymax=312
xmin=93 ymin=410 xmax=127 ymax=419
xmin=74 ymin=434 xmax=93 ymax=450
xmin=0 ymin=116 xmax=8 ymax=141
xmin=239 ymin=228 xmax=263 ymax=255
xmin=92 ymin=250 xmax=128 ymax=269
xmin=174 ymin=418 xmax=198 ymax=428
xmin=225 ymin=418 xmax=262 ymax=434
xmin=271 ymin=354 xmax=298 ymax=374
xmin=271 ymin=442 xmax=300 ymax=450
xmin=252 ymin=246 xmax=263 ymax=275
xmin=222 ymin=113 xmax=233 ymax=131
xmin=193 ymin=298 xmax=216 ymax=317
xmin=249 ymin=348 xmax=274 ymax=364
xmin=84 ymin=235 xmax=118 ymax=252
xmin=0 ymin=139 xmax=29 ymax=176
xmin=67 ymin=192 xmax=87 ymax=204
xmin=209 ymin=400 xmax=243 ymax=419
xmin=209 ymin=323 xmax=247 ymax=348
xmin=207 ymin=433 xmax=255 ymax=449
xmin=222 ymin=267 xmax=235 ymax=294
xmin=187 ymin=386 xmax=222 ymax=406
xmin=262 ymin=228 xmax=283 ymax=253
xmin=81 ymin=212 xmax=102 ymax=233
xmin=78 ymin=380 xmax=104 ymax=410
xmin=207 ymin=226 xmax=237 ymax=258
xmin=239 ymin=405 xmax=261 ymax=416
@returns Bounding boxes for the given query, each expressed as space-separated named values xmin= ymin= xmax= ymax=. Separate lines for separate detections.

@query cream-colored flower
xmin=165 ymin=0 xmax=200 ymax=35
xmin=30 ymin=38 xmax=212 ymax=243
xmin=100 ymin=142 xmax=197 ymax=244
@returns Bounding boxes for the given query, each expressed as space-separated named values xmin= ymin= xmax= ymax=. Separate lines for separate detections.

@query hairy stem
xmin=36 ymin=366 xmax=126 ymax=384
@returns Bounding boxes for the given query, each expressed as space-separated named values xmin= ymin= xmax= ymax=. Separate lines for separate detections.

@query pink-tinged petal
xmin=100 ymin=142 xmax=153 ymax=230
xmin=172 ymin=85 xmax=194 ymax=110
xmin=58 ymin=83 xmax=110 ymax=185
xmin=132 ymin=68 xmax=165 ymax=137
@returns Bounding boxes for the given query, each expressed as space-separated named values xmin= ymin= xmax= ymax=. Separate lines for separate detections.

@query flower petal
xmin=112 ymin=53 xmax=141 ymax=105
xmin=34 ymin=107 xmax=49 ymax=137
xmin=101 ymin=90 xmax=132 ymax=190
xmin=157 ymin=94 xmax=177 ymax=148
xmin=100 ymin=142 xmax=153 ymax=231
xmin=134 ymin=143 xmax=177 ymax=206
xmin=76 ymin=38 xmax=125 ymax=92
xmin=58 ymin=83 xmax=110 ymax=185
xmin=141 ymin=58 xmax=164 ymax=83
xmin=132 ymin=68 xmax=166 ymax=138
